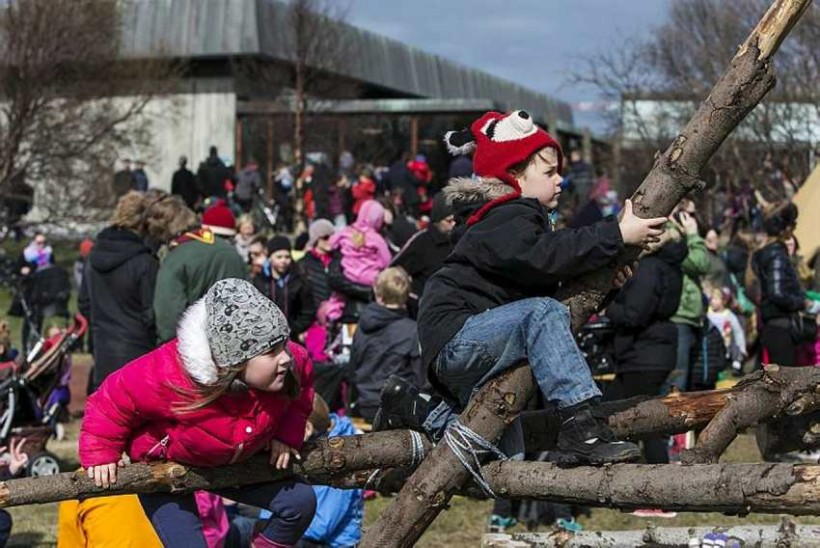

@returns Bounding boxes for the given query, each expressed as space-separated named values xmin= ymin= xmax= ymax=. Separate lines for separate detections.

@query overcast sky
xmin=347 ymin=0 xmax=672 ymax=130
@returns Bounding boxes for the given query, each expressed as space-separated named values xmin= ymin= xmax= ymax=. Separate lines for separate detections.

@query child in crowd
xmin=260 ymin=395 xmax=364 ymax=547
xmin=0 ymin=438 xmax=30 ymax=547
xmin=707 ymin=287 xmax=747 ymax=374
xmin=259 ymin=236 xmax=317 ymax=341
xmin=377 ymin=110 xmax=666 ymax=464
xmin=351 ymin=267 xmax=425 ymax=422
xmin=80 ymin=279 xmax=317 ymax=547
xmin=330 ymin=199 xmax=391 ymax=288
xmin=234 ymin=214 xmax=257 ymax=263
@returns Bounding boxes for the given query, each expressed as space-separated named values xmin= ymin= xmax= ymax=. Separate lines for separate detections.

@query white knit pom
xmin=444 ymin=130 xmax=476 ymax=156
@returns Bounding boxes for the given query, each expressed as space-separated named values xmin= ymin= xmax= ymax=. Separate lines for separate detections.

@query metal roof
xmin=120 ymin=0 xmax=574 ymax=128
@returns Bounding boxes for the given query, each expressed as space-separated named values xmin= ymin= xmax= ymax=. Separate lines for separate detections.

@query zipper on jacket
xmin=146 ymin=435 xmax=170 ymax=459
xmin=229 ymin=442 xmax=245 ymax=464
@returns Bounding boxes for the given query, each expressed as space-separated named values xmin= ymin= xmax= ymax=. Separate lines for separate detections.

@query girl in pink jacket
xmin=80 ymin=278 xmax=317 ymax=548
xmin=330 ymin=199 xmax=391 ymax=287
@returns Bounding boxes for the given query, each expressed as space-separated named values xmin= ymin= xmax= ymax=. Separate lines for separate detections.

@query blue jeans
xmin=664 ymin=323 xmax=699 ymax=392
xmin=423 ymin=297 xmax=601 ymax=450
xmin=139 ymin=478 xmax=316 ymax=547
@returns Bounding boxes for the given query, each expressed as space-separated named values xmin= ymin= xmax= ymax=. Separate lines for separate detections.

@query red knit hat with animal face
xmin=444 ymin=110 xmax=563 ymax=225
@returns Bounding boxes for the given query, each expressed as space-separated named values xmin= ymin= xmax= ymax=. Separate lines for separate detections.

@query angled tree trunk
xmin=360 ymin=1 xmax=813 ymax=545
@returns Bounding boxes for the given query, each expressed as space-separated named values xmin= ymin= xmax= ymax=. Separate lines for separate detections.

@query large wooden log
xmin=0 ymin=430 xmax=431 ymax=508
xmin=482 ymin=461 xmax=820 ymax=516
xmin=361 ymin=1 xmax=812 ymax=545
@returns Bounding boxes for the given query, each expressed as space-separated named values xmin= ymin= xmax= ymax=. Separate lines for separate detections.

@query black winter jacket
xmin=752 ymin=241 xmax=806 ymax=322
xmin=417 ymin=177 xmax=624 ymax=368
xmin=607 ymin=239 xmax=687 ymax=373
xmin=298 ymin=251 xmax=332 ymax=309
xmin=350 ymin=303 xmax=425 ymax=420
xmin=391 ymin=225 xmax=453 ymax=315
xmin=78 ymin=227 xmax=158 ymax=391
xmin=253 ymin=266 xmax=316 ymax=338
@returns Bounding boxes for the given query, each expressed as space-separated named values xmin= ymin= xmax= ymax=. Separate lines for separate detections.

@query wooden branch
xmin=684 ymin=365 xmax=820 ymax=464
xmin=359 ymin=365 xmax=534 ymax=548
xmin=0 ymin=430 xmax=430 ymax=509
xmin=482 ymin=461 xmax=820 ymax=516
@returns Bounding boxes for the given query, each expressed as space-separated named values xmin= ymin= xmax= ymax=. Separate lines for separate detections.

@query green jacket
xmin=671 ymin=234 xmax=710 ymax=327
xmin=154 ymin=235 xmax=248 ymax=342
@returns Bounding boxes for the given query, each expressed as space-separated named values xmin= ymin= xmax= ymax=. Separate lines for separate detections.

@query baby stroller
xmin=0 ymin=313 xmax=86 ymax=476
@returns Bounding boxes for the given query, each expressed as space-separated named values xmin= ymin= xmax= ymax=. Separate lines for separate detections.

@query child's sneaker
xmin=552 ymin=399 xmax=641 ymax=465
xmin=702 ymin=531 xmax=729 ymax=547
xmin=555 ymin=517 xmax=583 ymax=533
xmin=372 ymin=376 xmax=439 ymax=433
xmin=488 ymin=514 xmax=517 ymax=533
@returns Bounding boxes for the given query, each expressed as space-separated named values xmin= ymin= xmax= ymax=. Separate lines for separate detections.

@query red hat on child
xmin=444 ymin=110 xmax=563 ymax=225
xmin=202 ymin=202 xmax=237 ymax=237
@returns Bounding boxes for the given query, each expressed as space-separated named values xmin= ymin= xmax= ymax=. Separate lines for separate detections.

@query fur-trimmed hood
xmin=443 ymin=177 xmax=512 ymax=208
xmin=176 ymin=299 xmax=217 ymax=385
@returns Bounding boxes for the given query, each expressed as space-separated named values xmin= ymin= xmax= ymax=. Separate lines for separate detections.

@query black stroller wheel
xmin=26 ymin=451 xmax=61 ymax=477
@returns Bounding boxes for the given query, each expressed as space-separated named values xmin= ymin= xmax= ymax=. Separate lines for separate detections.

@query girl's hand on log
xmin=86 ymin=460 xmax=125 ymax=489
xmin=6 ymin=437 xmax=29 ymax=477
xmin=618 ymin=200 xmax=667 ymax=247
xmin=269 ymin=439 xmax=300 ymax=470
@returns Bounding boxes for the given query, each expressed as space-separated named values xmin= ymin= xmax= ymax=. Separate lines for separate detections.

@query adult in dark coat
xmin=391 ymin=192 xmax=455 ymax=317
xmin=752 ymin=203 xmax=812 ymax=366
xmin=78 ymin=192 xmax=159 ymax=392
xmin=386 ymin=154 xmax=421 ymax=216
xmin=196 ymin=146 xmax=233 ymax=200
xmin=604 ymin=232 xmax=687 ymax=464
xmin=171 ymin=156 xmax=200 ymax=209
xmin=298 ymin=219 xmax=336 ymax=309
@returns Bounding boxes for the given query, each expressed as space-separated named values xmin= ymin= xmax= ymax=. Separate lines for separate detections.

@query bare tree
xmin=0 ymin=0 xmax=176 ymax=221
xmin=571 ymin=0 xmax=820 ymax=199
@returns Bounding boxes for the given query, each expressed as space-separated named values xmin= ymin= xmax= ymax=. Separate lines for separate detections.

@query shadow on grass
xmin=8 ymin=532 xmax=47 ymax=547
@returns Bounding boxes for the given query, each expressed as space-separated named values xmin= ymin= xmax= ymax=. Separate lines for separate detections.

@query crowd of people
xmin=0 ymin=106 xmax=818 ymax=545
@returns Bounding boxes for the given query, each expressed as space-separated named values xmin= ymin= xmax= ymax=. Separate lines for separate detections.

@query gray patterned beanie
xmin=205 ymin=278 xmax=290 ymax=368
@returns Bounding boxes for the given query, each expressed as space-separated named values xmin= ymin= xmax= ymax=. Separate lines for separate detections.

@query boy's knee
xmin=530 ymin=298 xmax=570 ymax=323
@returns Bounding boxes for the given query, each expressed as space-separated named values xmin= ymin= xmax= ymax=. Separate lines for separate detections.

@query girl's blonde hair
xmin=237 ymin=214 xmax=255 ymax=232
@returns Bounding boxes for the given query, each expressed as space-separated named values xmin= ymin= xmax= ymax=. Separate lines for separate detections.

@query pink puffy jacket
xmin=79 ymin=340 xmax=314 ymax=468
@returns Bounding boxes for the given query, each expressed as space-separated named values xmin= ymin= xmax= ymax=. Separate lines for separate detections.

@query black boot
xmin=552 ymin=399 xmax=641 ymax=465
xmin=372 ymin=375 xmax=440 ymax=433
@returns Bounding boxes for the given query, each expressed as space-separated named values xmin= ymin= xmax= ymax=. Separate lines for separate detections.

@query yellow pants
xmin=57 ymin=495 xmax=161 ymax=547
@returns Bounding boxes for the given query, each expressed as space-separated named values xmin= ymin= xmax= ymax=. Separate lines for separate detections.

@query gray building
xmin=120 ymin=0 xmax=590 ymax=190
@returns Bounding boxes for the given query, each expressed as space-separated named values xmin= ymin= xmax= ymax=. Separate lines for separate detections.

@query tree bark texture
xmin=0 ymin=430 xmax=430 ymax=509
xmin=360 ymin=365 xmax=534 ymax=548
xmin=482 ymin=461 xmax=820 ymax=517
xmin=683 ymin=365 xmax=820 ymax=464
xmin=360 ymin=2 xmax=812 ymax=545
xmin=521 ymin=365 xmax=820 ymax=453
